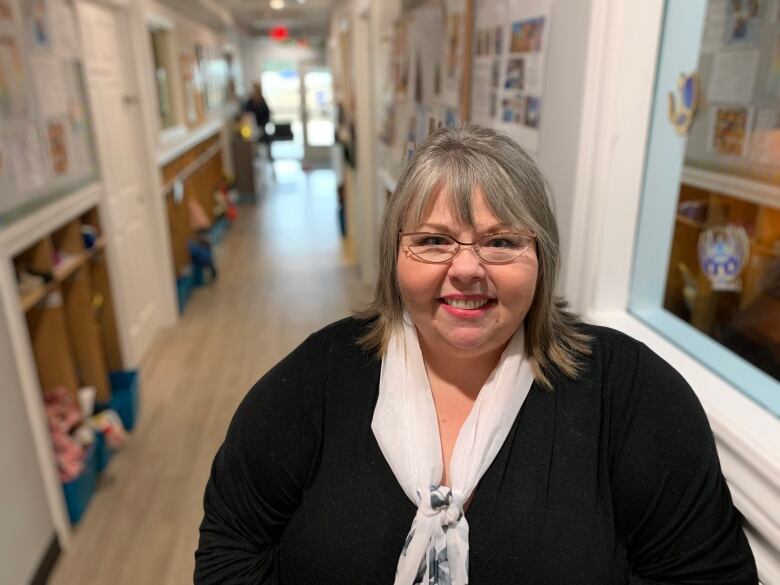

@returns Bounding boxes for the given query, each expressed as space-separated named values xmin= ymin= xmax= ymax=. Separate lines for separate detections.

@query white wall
xmin=0 ymin=306 xmax=55 ymax=584
xmin=240 ymin=37 xmax=326 ymax=89
xmin=533 ymin=0 xmax=593 ymax=297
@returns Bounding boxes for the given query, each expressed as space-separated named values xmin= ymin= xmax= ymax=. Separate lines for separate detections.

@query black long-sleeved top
xmin=195 ymin=317 xmax=757 ymax=584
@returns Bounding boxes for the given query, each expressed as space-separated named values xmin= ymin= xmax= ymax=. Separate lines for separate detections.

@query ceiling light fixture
xmin=270 ymin=0 xmax=285 ymax=9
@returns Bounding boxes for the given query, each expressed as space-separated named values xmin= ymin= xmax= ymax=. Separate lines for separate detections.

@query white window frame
xmin=567 ymin=1 xmax=780 ymax=581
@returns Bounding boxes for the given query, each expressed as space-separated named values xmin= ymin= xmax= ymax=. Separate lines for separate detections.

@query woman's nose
xmin=447 ymin=246 xmax=485 ymax=282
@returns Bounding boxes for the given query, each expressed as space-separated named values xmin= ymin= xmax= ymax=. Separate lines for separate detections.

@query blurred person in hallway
xmin=244 ymin=82 xmax=273 ymax=162
xmin=195 ymin=125 xmax=757 ymax=585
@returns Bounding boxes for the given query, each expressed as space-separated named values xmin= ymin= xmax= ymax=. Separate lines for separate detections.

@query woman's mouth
xmin=439 ymin=296 xmax=496 ymax=317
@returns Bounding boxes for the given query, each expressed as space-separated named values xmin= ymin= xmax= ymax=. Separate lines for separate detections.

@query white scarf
xmin=372 ymin=315 xmax=535 ymax=585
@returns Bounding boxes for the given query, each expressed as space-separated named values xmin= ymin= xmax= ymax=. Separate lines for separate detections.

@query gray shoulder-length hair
xmin=358 ymin=124 xmax=590 ymax=388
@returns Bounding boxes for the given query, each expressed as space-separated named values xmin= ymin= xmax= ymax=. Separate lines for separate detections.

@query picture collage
xmin=500 ymin=16 xmax=545 ymax=131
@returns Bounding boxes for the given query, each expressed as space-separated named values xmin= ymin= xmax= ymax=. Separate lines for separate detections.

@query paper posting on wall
xmin=441 ymin=0 xmax=466 ymax=109
xmin=701 ymin=0 xmax=727 ymax=54
xmin=471 ymin=0 xmax=507 ymax=127
xmin=0 ymin=0 xmax=15 ymax=22
xmin=49 ymin=0 xmax=80 ymax=59
xmin=750 ymin=107 xmax=780 ymax=165
xmin=0 ymin=134 xmax=23 ymax=214
xmin=63 ymin=62 xmax=94 ymax=176
xmin=708 ymin=50 xmax=760 ymax=103
xmin=709 ymin=106 xmax=751 ymax=156
xmin=766 ymin=33 xmax=780 ymax=98
xmin=495 ymin=0 xmax=551 ymax=153
xmin=23 ymin=0 xmax=51 ymax=49
xmin=723 ymin=0 xmax=763 ymax=47
xmin=29 ymin=55 xmax=68 ymax=117
xmin=0 ymin=34 xmax=28 ymax=119
xmin=46 ymin=118 xmax=69 ymax=176
xmin=7 ymin=124 xmax=48 ymax=192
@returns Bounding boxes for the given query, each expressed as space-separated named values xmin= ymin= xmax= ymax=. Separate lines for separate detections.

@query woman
xmin=244 ymin=82 xmax=273 ymax=161
xmin=195 ymin=126 xmax=757 ymax=584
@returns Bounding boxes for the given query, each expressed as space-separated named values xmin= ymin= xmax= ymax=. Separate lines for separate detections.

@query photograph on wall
xmin=710 ymin=106 xmax=750 ymax=156
xmin=23 ymin=0 xmax=51 ymax=49
xmin=504 ymin=57 xmax=524 ymax=89
xmin=502 ymin=93 xmax=525 ymax=123
xmin=724 ymin=0 xmax=762 ymax=47
xmin=525 ymin=96 xmax=541 ymax=128
xmin=495 ymin=0 xmax=551 ymax=152
xmin=47 ymin=119 xmax=69 ymax=175
xmin=0 ymin=35 xmax=28 ymax=119
xmin=749 ymin=107 xmax=780 ymax=165
xmin=441 ymin=0 xmax=465 ymax=107
xmin=510 ymin=17 xmax=544 ymax=53
xmin=0 ymin=0 xmax=14 ymax=21
xmin=491 ymin=58 xmax=501 ymax=88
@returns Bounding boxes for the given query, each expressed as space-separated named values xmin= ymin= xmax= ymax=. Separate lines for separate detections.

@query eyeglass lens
xmin=402 ymin=233 xmax=532 ymax=263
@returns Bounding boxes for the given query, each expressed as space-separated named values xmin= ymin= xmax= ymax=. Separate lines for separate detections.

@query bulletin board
xmin=470 ymin=0 xmax=552 ymax=154
xmin=0 ymin=0 xmax=98 ymax=225
xmin=683 ymin=0 xmax=780 ymax=185
xmin=380 ymin=0 xmax=473 ymax=169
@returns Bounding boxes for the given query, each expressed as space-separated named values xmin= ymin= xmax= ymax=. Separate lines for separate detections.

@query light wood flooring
xmin=50 ymin=163 xmax=372 ymax=584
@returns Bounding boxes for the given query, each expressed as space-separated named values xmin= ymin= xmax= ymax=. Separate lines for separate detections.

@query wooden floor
xmin=50 ymin=162 xmax=372 ymax=584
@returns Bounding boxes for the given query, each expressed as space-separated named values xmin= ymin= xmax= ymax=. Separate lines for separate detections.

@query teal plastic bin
xmin=108 ymin=370 xmax=140 ymax=432
xmin=62 ymin=444 xmax=98 ymax=524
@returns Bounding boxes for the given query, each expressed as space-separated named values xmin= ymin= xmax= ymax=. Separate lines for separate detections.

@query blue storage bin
xmin=62 ymin=443 xmax=98 ymax=525
xmin=109 ymin=370 xmax=140 ymax=432
xmin=94 ymin=431 xmax=113 ymax=472
xmin=176 ymin=270 xmax=194 ymax=313
xmin=192 ymin=264 xmax=204 ymax=287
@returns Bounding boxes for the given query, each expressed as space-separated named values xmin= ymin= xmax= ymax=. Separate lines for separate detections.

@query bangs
xmin=399 ymin=149 xmax=536 ymax=234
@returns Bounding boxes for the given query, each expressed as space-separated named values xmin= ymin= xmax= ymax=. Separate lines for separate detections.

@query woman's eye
xmin=484 ymin=237 xmax=519 ymax=249
xmin=416 ymin=235 xmax=448 ymax=246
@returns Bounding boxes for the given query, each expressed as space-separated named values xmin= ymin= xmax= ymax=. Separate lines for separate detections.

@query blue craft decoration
xmin=668 ymin=72 xmax=700 ymax=135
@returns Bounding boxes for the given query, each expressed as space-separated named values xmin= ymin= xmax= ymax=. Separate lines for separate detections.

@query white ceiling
xmin=157 ymin=0 xmax=339 ymax=38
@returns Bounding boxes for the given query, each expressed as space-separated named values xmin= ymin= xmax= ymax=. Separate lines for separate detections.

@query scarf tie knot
xmin=420 ymin=486 xmax=463 ymax=527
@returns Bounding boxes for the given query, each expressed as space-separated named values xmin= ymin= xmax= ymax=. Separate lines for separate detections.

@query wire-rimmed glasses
xmin=399 ymin=232 xmax=536 ymax=264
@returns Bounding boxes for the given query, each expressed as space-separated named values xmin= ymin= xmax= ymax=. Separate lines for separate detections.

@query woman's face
xmin=397 ymin=187 xmax=538 ymax=363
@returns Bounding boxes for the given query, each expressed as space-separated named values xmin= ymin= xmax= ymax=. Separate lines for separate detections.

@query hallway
xmin=49 ymin=163 xmax=371 ymax=584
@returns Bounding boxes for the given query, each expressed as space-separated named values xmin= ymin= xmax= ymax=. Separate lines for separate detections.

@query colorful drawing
xmin=504 ymin=58 xmax=524 ymax=90
xmin=724 ymin=0 xmax=762 ymax=47
xmin=510 ymin=17 xmax=545 ymax=53
xmin=712 ymin=107 xmax=749 ymax=156
xmin=501 ymin=94 xmax=525 ymax=123
xmin=47 ymin=121 xmax=69 ymax=175
xmin=525 ymin=97 xmax=540 ymax=128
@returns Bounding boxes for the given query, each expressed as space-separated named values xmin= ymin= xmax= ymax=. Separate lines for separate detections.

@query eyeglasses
xmin=399 ymin=231 xmax=536 ymax=264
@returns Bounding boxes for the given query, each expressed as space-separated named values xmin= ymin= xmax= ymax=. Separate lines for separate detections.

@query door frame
xmin=78 ymin=0 xmax=178 ymax=367
xmin=299 ymin=62 xmax=336 ymax=165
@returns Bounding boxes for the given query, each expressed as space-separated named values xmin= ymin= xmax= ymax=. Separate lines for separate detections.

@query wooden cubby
xmin=160 ymin=134 xmax=225 ymax=278
xmin=13 ymin=206 xmax=122 ymax=404
xmin=664 ymin=182 xmax=779 ymax=346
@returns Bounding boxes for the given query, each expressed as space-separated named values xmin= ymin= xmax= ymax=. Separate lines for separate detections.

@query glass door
xmin=261 ymin=67 xmax=305 ymax=160
xmin=301 ymin=65 xmax=335 ymax=164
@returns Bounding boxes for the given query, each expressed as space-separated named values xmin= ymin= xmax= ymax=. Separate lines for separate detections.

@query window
xmin=150 ymin=25 xmax=176 ymax=130
xmin=631 ymin=0 xmax=780 ymax=414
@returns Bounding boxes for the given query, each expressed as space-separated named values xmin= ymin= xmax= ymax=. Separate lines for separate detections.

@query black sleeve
xmin=194 ymin=337 xmax=321 ymax=584
xmin=609 ymin=340 xmax=758 ymax=584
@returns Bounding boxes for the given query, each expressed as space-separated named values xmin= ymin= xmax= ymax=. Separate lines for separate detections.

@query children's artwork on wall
xmin=7 ymin=124 xmax=47 ymax=194
xmin=24 ymin=0 xmax=51 ymax=49
xmin=47 ymin=119 xmax=69 ymax=176
xmin=0 ymin=34 xmax=28 ymax=119
xmin=724 ymin=0 xmax=762 ymax=47
xmin=710 ymin=106 xmax=751 ymax=156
